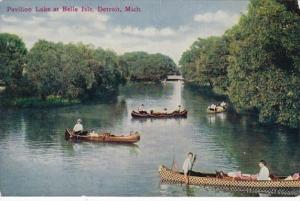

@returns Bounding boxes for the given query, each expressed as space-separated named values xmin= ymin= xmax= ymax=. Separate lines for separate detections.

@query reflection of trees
xmin=131 ymin=117 xmax=186 ymax=125
xmin=119 ymin=82 xmax=166 ymax=98
xmin=0 ymin=108 xmax=23 ymax=141
xmin=1 ymin=100 xmax=128 ymax=150
xmin=23 ymin=108 xmax=65 ymax=147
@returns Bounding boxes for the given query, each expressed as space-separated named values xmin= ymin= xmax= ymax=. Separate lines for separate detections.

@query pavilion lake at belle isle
xmin=0 ymin=81 xmax=299 ymax=196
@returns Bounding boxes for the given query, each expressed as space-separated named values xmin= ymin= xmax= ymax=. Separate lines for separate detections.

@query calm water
xmin=0 ymin=82 xmax=299 ymax=196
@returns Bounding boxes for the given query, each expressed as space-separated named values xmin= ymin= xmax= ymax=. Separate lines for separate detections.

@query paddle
xmin=191 ymin=154 xmax=197 ymax=171
xmin=171 ymin=155 xmax=179 ymax=172
xmin=186 ymin=154 xmax=196 ymax=185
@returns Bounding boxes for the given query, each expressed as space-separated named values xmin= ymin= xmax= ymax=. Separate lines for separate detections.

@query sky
xmin=0 ymin=0 xmax=250 ymax=63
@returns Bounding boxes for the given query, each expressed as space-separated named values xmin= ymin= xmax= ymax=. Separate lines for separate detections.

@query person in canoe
xmin=176 ymin=105 xmax=182 ymax=113
xmin=183 ymin=152 xmax=193 ymax=185
xmin=256 ymin=160 xmax=271 ymax=180
xmin=208 ymin=104 xmax=217 ymax=112
xmin=163 ymin=108 xmax=168 ymax=114
xmin=138 ymin=104 xmax=147 ymax=114
xmin=285 ymin=172 xmax=300 ymax=180
xmin=220 ymin=101 xmax=227 ymax=109
xmin=73 ymin=119 xmax=88 ymax=135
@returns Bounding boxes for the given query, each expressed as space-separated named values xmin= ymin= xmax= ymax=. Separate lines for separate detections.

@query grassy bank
xmin=0 ymin=96 xmax=80 ymax=108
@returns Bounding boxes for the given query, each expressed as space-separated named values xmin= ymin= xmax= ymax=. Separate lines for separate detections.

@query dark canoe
xmin=159 ymin=165 xmax=300 ymax=196
xmin=65 ymin=129 xmax=140 ymax=144
xmin=131 ymin=110 xmax=187 ymax=118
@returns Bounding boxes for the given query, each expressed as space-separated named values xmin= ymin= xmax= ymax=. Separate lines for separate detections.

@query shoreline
xmin=0 ymin=96 xmax=80 ymax=108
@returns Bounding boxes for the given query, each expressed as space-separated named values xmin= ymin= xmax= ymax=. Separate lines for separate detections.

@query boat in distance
xmin=207 ymin=106 xmax=227 ymax=114
xmin=131 ymin=110 xmax=187 ymax=118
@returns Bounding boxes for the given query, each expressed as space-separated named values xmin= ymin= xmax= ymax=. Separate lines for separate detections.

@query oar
xmin=186 ymin=154 xmax=196 ymax=185
xmin=191 ymin=154 xmax=197 ymax=171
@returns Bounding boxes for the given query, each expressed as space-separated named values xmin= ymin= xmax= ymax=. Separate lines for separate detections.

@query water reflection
xmin=64 ymin=141 xmax=140 ymax=156
xmin=206 ymin=113 xmax=227 ymax=126
xmin=0 ymin=81 xmax=299 ymax=196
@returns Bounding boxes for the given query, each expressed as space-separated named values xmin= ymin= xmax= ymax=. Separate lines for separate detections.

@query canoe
xmin=158 ymin=165 xmax=300 ymax=195
xmin=131 ymin=110 xmax=187 ymax=118
xmin=65 ymin=129 xmax=140 ymax=143
xmin=207 ymin=106 xmax=227 ymax=114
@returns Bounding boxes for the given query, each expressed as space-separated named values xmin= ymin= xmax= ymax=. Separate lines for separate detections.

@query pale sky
xmin=0 ymin=0 xmax=249 ymax=63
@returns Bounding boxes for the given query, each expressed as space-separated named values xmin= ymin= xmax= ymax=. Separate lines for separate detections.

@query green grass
xmin=0 ymin=96 xmax=80 ymax=108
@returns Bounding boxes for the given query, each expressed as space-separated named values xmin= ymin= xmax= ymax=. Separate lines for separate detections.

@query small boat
xmin=65 ymin=129 xmax=140 ymax=144
xmin=158 ymin=165 xmax=300 ymax=195
xmin=131 ymin=110 xmax=187 ymax=118
xmin=207 ymin=106 xmax=227 ymax=114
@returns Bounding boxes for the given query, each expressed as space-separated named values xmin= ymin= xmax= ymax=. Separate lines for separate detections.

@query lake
xmin=0 ymin=81 xmax=299 ymax=196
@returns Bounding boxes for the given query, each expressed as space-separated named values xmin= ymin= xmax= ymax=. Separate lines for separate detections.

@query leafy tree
xmin=0 ymin=33 xmax=27 ymax=94
xmin=227 ymin=0 xmax=300 ymax=128
xmin=180 ymin=36 xmax=230 ymax=94
xmin=180 ymin=0 xmax=300 ymax=128
xmin=121 ymin=52 xmax=178 ymax=81
xmin=60 ymin=43 xmax=95 ymax=99
xmin=26 ymin=40 xmax=64 ymax=99
xmin=26 ymin=41 xmax=127 ymax=100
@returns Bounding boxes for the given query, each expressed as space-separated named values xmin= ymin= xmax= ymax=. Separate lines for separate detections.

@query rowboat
xmin=158 ymin=165 xmax=300 ymax=195
xmin=131 ymin=110 xmax=187 ymax=118
xmin=65 ymin=129 xmax=140 ymax=143
xmin=207 ymin=106 xmax=227 ymax=114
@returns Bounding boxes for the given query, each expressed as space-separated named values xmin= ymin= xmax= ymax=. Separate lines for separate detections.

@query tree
xmin=26 ymin=40 xmax=64 ymax=99
xmin=60 ymin=43 xmax=95 ymax=99
xmin=180 ymin=0 xmax=300 ymax=128
xmin=26 ymin=40 xmax=128 ymax=100
xmin=121 ymin=52 xmax=178 ymax=81
xmin=227 ymin=0 xmax=300 ymax=127
xmin=0 ymin=33 xmax=27 ymax=94
xmin=179 ymin=36 xmax=230 ymax=94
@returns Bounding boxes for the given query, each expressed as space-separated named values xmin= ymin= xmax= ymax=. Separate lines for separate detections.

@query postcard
xmin=0 ymin=0 xmax=299 ymax=199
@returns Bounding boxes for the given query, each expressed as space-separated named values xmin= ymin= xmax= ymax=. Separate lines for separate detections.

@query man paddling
xmin=183 ymin=152 xmax=193 ymax=185
xmin=138 ymin=104 xmax=147 ymax=114
xmin=73 ymin=119 xmax=88 ymax=135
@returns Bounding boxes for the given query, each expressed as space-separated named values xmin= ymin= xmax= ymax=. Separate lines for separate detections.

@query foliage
xmin=26 ymin=40 xmax=64 ymax=99
xmin=180 ymin=36 xmax=230 ymax=94
xmin=180 ymin=0 xmax=300 ymax=128
xmin=121 ymin=52 xmax=178 ymax=81
xmin=0 ymin=33 xmax=27 ymax=94
xmin=227 ymin=0 xmax=300 ymax=128
xmin=0 ymin=34 xmax=177 ymax=106
xmin=25 ymin=41 xmax=127 ymax=100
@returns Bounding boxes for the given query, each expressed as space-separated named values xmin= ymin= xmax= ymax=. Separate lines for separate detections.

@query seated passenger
xmin=177 ymin=105 xmax=182 ymax=113
xmin=138 ymin=104 xmax=147 ymax=114
xmin=163 ymin=108 xmax=168 ymax=114
xmin=220 ymin=101 xmax=227 ymax=108
xmin=73 ymin=119 xmax=83 ymax=134
xmin=256 ymin=160 xmax=271 ymax=180
xmin=73 ymin=119 xmax=88 ymax=135
xmin=209 ymin=104 xmax=217 ymax=111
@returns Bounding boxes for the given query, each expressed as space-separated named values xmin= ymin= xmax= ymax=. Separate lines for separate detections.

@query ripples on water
xmin=0 ymin=81 xmax=299 ymax=196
